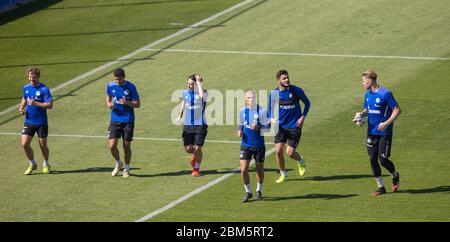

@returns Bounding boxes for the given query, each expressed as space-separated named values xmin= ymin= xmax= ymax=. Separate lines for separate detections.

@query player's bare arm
xmin=377 ymin=106 xmax=401 ymax=131
xmin=106 ymin=95 xmax=114 ymax=109
xmin=19 ymin=97 xmax=26 ymax=114
xmin=195 ymin=74 xmax=205 ymax=98
xmin=119 ymin=96 xmax=140 ymax=108
xmin=27 ymin=98 xmax=53 ymax=109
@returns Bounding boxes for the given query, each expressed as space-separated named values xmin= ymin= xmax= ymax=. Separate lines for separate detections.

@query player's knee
xmin=194 ymin=146 xmax=202 ymax=153
xmin=378 ymin=154 xmax=389 ymax=165
xmin=286 ymin=149 xmax=295 ymax=158
xmin=240 ymin=167 xmax=249 ymax=174
xmin=21 ymin=142 xmax=31 ymax=149
xmin=275 ymin=148 xmax=284 ymax=156
xmin=185 ymin=146 xmax=194 ymax=153
xmin=109 ymin=142 xmax=118 ymax=150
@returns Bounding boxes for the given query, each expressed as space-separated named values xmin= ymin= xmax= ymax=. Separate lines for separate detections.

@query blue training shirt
xmin=268 ymin=85 xmax=310 ymax=129
xmin=23 ymin=83 xmax=52 ymax=125
xmin=364 ymin=86 xmax=398 ymax=136
xmin=183 ymin=89 xmax=207 ymax=126
xmin=239 ymin=105 xmax=270 ymax=148
xmin=106 ymin=80 xmax=140 ymax=123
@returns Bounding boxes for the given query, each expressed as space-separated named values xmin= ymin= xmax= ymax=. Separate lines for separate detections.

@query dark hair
xmin=276 ymin=70 xmax=289 ymax=79
xmin=188 ymin=74 xmax=197 ymax=82
xmin=114 ymin=68 xmax=125 ymax=78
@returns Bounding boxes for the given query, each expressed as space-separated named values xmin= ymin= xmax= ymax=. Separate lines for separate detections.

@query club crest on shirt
xmin=195 ymin=94 xmax=200 ymax=100
xmin=254 ymin=114 xmax=259 ymax=119
xmin=35 ymin=91 xmax=41 ymax=97
xmin=124 ymin=90 xmax=129 ymax=95
xmin=289 ymin=93 xmax=292 ymax=98
xmin=376 ymin=98 xmax=381 ymax=103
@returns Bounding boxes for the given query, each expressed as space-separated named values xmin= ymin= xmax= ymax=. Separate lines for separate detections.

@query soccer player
xmin=19 ymin=67 xmax=53 ymax=175
xmin=106 ymin=68 xmax=140 ymax=178
xmin=237 ymin=90 xmax=270 ymax=202
xmin=353 ymin=70 xmax=401 ymax=196
xmin=176 ymin=74 xmax=207 ymax=177
xmin=269 ymin=70 xmax=310 ymax=183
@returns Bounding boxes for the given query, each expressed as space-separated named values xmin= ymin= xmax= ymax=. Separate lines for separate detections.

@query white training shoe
xmin=112 ymin=163 xmax=123 ymax=177
xmin=122 ymin=170 xmax=130 ymax=178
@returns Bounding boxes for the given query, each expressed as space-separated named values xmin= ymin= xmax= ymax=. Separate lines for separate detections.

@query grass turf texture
xmin=0 ymin=0 xmax=449 ymax=221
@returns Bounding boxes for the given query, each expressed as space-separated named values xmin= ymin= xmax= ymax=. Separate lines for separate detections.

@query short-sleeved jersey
xmin=183 ymin=89 xmax=207 ymax=126
xmin=364 ymin=86 xmax=398 ymax=136
xmin=239 ymin=105 xmax=270 ymax=148
xmin=106 ymin=80 xmax=140 ymax=123
xmin=23 ymin=82 xmax=52 ymax=125
xmin=268 ymin=85 xmax=310 ymax=129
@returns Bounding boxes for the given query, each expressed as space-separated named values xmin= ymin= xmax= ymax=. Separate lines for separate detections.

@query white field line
xmin=0 ymin=132 xmax=277 ymax=145
xmin=144 ymin=48 xmax=450 ymax=61
xmin=135 ymin=146 xmax=276 ymax=222
xmin=0 ymin=0 xmax=255 ymax=116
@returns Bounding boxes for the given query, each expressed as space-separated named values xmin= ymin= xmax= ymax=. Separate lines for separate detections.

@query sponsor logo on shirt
xmin=368 ymin=110 xmax=381 ymax=114
xmin=280 ymin=104 xmax=296 ymax=110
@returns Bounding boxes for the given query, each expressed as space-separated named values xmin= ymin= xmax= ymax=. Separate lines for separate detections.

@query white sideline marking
xmin=135 ymin=146 xmax=276 ymax=222
xmin=0 ymin=132 xmax=277 ymax=145
xmin=144 ymin=48 xmax=450 ymax=61
xmin=0 ymin=0 xmax=255 ymax=116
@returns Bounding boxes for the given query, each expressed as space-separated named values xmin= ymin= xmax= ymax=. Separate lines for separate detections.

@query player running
xmin=19 ymin=67 xmax=53 ymax=175
xmin=176 ymin=74 xmax=208 ymax=177
xmin=238 ymin=90 xmax=270 ymax=202
xmin=268 ymin=70 xmax=310 ymax=183
xmin=353 ymin=70 xmax=401 ymax=196
xmin=106 ymin=68 xmax=140 ymax=178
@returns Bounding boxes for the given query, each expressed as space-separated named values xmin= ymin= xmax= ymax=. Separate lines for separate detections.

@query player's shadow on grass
xmin=288 ymin=174 xmax=389 ymax=182
xmin=397 ymin=186 xmax=450 ymax=194
xmin=52 ymin=167 xmax=141 ymax=174
xmin=262 ymin=194 xmax=358 ymax=202
xmin=0 ymin=25 xmax=225 ymax=39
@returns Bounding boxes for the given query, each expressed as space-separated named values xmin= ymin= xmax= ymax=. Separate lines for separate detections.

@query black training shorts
xmin=240 ymin=146 xmax=266 ymax=163
xmin=108 ymin=122 xmax=135 ymax=141
xmin=182 ymin=125 xmax=208 ymax=146
xmin=274 ymin=126 xmax=302 ymax=148
xmin=22 ymin=124 xmax=48 ymax=138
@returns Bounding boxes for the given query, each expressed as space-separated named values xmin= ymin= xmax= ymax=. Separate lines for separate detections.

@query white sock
xmin=244 ymin=184 xmax=252 ymax=193
xmin=376 ymin=177 xmax=384 ymax=188
xmin=116 ymin=160 xmax=123 ymax=165
xmin=256 ymin=182 xmax=263 ymax=192
xmin=29 ymin=160 xmax=36 ymax=166
xmin=43 ymin=160 xmax=49 ymax=167
xmin=280 ymin=170 xmax=288 ymax=177
xmin=124 ymin=164 xmax=130 ymax=171
xmin=194 ymin=162 xmax=201 ymax=169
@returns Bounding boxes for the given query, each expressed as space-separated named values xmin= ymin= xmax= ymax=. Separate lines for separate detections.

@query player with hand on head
xmin=176 ymin=74 xmax=208 ymax=177
xmin=354 ymin=70 xmax=401 ymax=196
